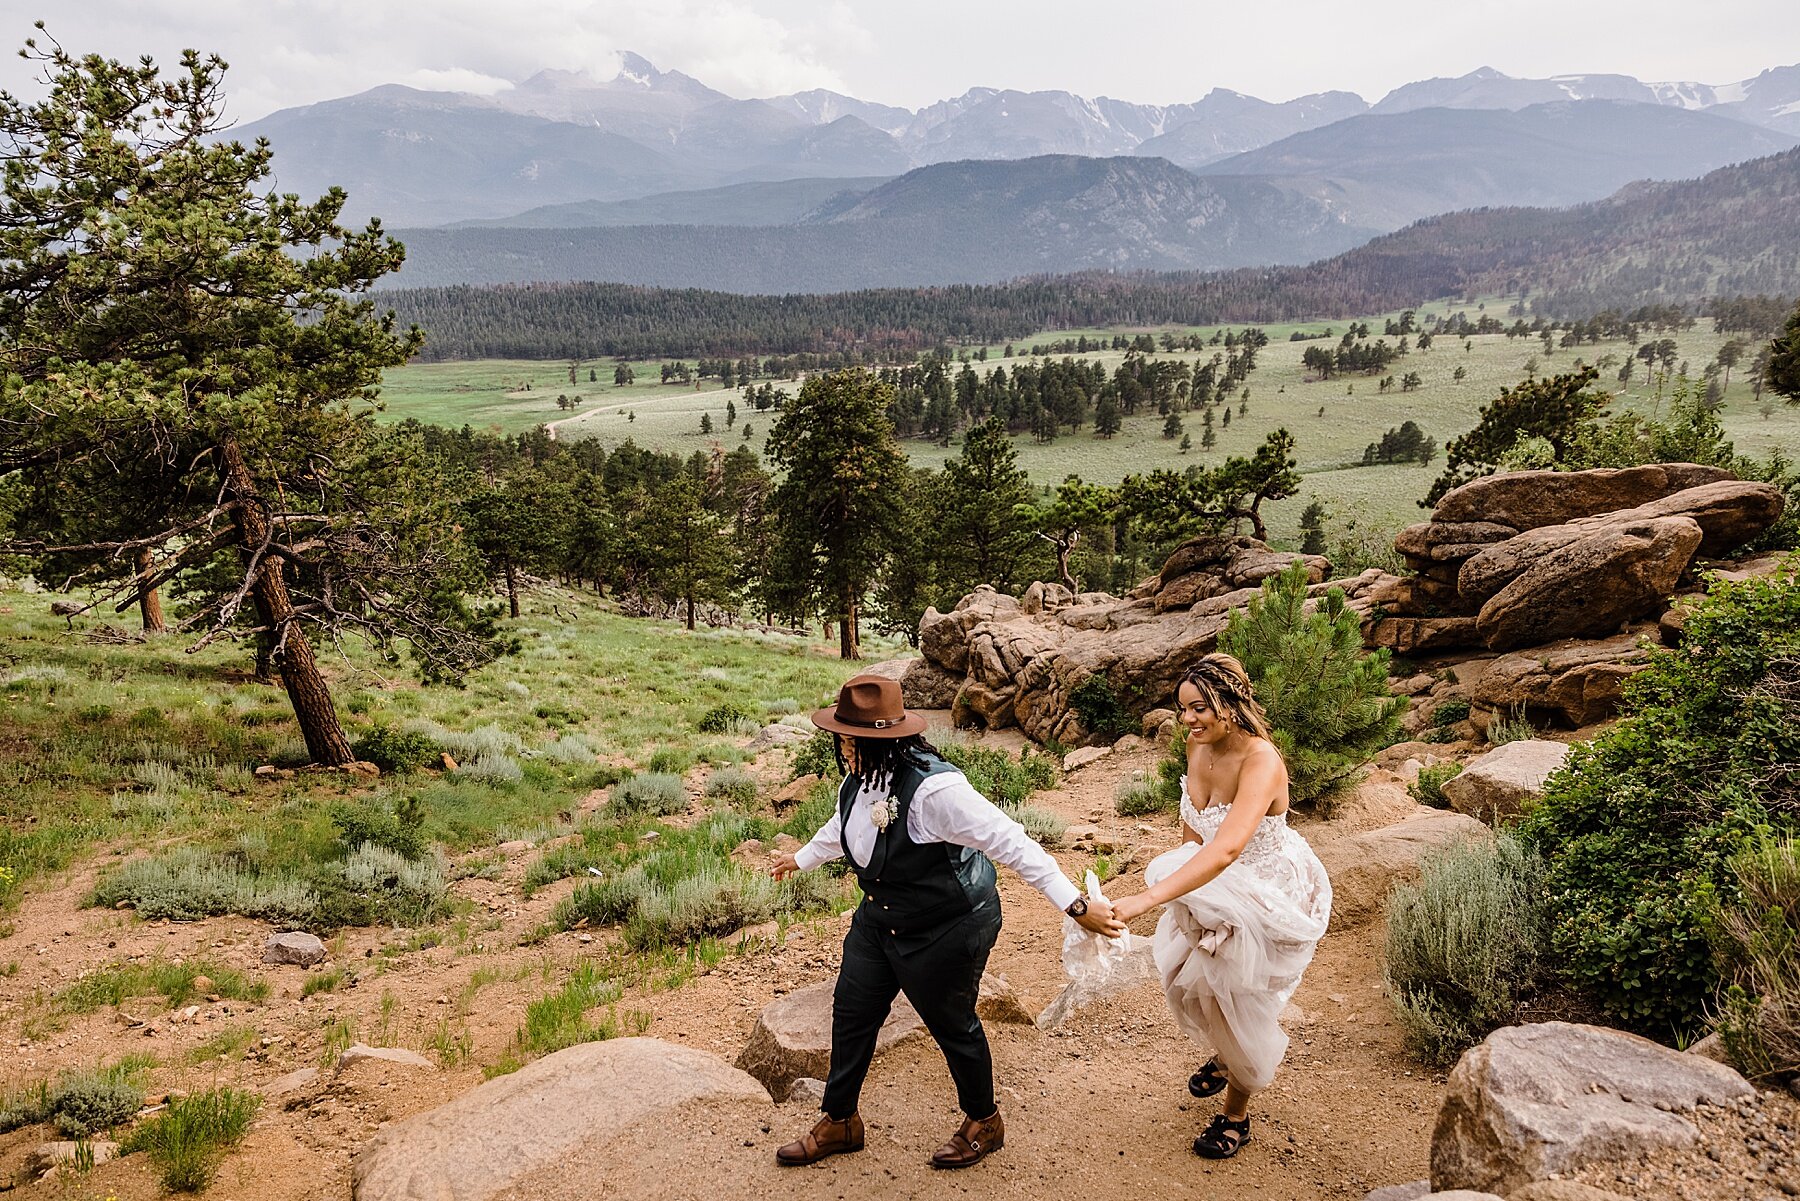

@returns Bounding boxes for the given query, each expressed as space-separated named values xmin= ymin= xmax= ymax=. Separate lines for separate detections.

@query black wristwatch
xmin=1065 ymin=896 xmax=1089 ymax=918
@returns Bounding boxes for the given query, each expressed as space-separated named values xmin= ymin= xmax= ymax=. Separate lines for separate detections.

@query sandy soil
xmin=0 ymin=740 xmax=1467 ymax=1201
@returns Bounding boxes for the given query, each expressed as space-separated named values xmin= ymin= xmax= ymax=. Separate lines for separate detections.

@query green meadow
xmin=379 ymin=307 xmax=1800 ymax=548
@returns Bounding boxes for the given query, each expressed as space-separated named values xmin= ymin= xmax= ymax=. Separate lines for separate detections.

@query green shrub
xmin=625 ymin=863 xmax=784 ymax=948
xmin=1386 ymin=835 xmax=1548 ymax=1066
xmin=511 ymin=963 xmax=625 ymax=1057
xmin=533 ymin=702 xmax=587 ymax=727
xmin=456 ymin=753 xmax=524 ymax=784
xmin=1705 ymin=833 xmax=1800 ymax=1078
xmin=539 ymin=733 xmax=598 ymax=764
xmin=1068 ymin=675 xmax=1137 ymax=740
xmin=647 ymin=747 xmax=695 ymax=775
xmin=1518 ymin=563 xmax=1800 ymax=1037
xmin=1220 ymin=562 xmax=1406 ymax=803
xmin=611 ymin=772 xmax=687 ymax=816
xmin=936 ymin=741 xmax=1057 ymax=809
xmin=1408 ymin=763 xmax=1464 ymax=809
xmin=698 ymin=702 xmax=755 ymax=733
xmin=1487 ymin=708 xmax=1537 ymax=745
xmin=329 ymin=795 xmax=428 ymax=860
xmin=122 ymin=1087 xmax=259 ymax=1192
xmin=350 ymin=724 xmax=438 ymax=773
xmin=1423 ymin=726 xmax=1461 ymax=745
xmin=1431 ymin=699 xmax=1472 ymax=727
xmin=1115 ymin=772 xmax=1172 ymax=817
xmin=1 ymin=1058 xmax=154 ymax=1137
xmin=93 ymin=849 xmax=318 ymax=927
xmin=1012 ymin=805 xmax=1068 ymax=847
xmin=704 ymin=765 xmax=758 ymax=806
xmin=790 ymin=729 xmax=841 ymax=781
xmin=54 ymin=959 xmax=268 ymax=1014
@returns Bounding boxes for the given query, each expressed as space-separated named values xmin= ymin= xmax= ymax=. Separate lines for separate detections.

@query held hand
xmin=1075 ymin=897 xmax=1127 ymax=939
xmin=769 ymin=852 xmax=800 ymax=881
xmin=1109 ymin=892 xmax=1157 ymax=924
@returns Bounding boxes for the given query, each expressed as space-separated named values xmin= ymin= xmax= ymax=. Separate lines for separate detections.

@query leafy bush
xmin=538 ymin=733 xmax=598 ymax=764
xmin=698 ymin=702 xmax=755 ymax=733
xmin=626 ymin=863 xmax=785 ymax=948
xmin=790 ymin=729 xmax=842 ymax=781
xmin=1220 ymin=562 xmax=1406 ymax=803
xmin=532 ymin=702 xmax=586 ymax=726
xmin=1115 ymin=772 xmax=1172 ymax=817
xmin=610 ymin=772 xmax=687 ymax=816
xmin=1 ymin=1058 xmax=153 ymax=1137
xmin=1431 ymin=698 xmax=1471 ymax=727
xmin=338 ymin=844 xmax=449 ymax=927
xmin=704 ymin=765 xmax=758 ymax=806
xmin=1705 ymin=833 xmax=1800 ymax=1078
xmin=329 ymin=796 xmax=428 ymax=860
xmin=122 ymin=1087 xmax=259 ymax=1192
xmin=1386 ymin=835 xmax=1548 ymax=1066
xmin=1069 ymin=675 xmax=1137 ymax=740
xmin=1517 ymin=564 xmax=1800 ymax=1037
xmin=1423 ymin=726 xmax=1462 ymax=745
xmin=350 ymin=724 xmax=438 ymax=773
xmin=1408 ymin=763 xmax=1463 ymax=809
xmin=456 ymin=753 xmax=524 ymax=784
xmin=936 ymin=740 xmax=1057 ymax=808
xmin=647 ymin=747 xmax=695 ymax=775
xmin=1013 ymin=805 xmax=1068 ymax=847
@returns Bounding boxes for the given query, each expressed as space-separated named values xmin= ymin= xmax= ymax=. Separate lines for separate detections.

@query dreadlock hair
xmin=1179 ymin=653 xmax=1273 ymax=740
xmin=833 ymin=733 xmax=941 ymax=792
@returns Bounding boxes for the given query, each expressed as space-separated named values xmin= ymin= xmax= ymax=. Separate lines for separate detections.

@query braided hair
xmin=834 ymin=733 xmax=940 ymax=793
xmin=1179 ymin=653 xmax=1273 ymax=740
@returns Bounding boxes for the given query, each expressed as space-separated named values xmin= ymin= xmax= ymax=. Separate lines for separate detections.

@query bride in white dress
xmin=1109 ymin=653 xmax=1332 ymax=1160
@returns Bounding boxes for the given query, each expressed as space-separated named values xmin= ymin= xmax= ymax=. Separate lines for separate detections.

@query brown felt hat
xmin=811 ymin=673 xmax=928 ymax=739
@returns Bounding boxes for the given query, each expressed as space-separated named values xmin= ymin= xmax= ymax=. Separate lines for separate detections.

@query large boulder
xmin=1429 ymin=1022 xmax=1755 ymax=1195
xmin=1471 ymin=633 xmax=1653 ymax=731
xmin=736 ymin=980 xmax=926 ymax=1100
xmin=1364 ymin=616 xmax=1482 ymax=656
xmin=1441 ymin=740 xmax=1573 ymax=824
xmin=1314 ymin=812 xmax=1491 ymax=927
xmin=352 ymin=1038 xmax=768 ymax=1201
xmin=1473 ymin=516 xmax=1702 ymax=650
xmin=1430 ymin=464 xmax=1733 ymax=530
xmin=264 ymin=931 xmax=327 ymax=966
xmin=900 ymin=658 xmax=962 ymax=710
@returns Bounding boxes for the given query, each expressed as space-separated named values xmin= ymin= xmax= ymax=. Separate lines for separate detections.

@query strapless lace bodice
xmin=1180 ymin=784 xmax=1290 ymax=866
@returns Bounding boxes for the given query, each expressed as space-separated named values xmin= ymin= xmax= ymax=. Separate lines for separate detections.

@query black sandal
xmin=1194 ymin=1113 xmax=1250 ymax=1159
xmin=1187 ymin=1059 xmax=1228 ymax=1099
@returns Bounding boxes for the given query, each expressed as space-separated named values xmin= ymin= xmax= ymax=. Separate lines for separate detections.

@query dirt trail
xmin=0 ymin=744 xmax=1439 ymax=1200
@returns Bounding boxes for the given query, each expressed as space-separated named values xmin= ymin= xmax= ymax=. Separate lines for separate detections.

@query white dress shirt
xmin=796 ymin=770 xmax=1082 ymax=913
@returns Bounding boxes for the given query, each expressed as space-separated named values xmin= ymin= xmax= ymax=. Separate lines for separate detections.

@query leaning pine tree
xmin=1219 ymin=562 xmax=1405 ymax=803
xmin=0 ymin=35 xmax=501 ymax=764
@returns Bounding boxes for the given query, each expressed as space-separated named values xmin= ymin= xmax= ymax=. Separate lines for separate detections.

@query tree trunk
xmin=134 ymin=547 xmax=167 ymax=633
xmin=502 ymin=558 xmax=520 ymax=619
xmin=1056 ymin=538 xmax=1078 ymax=594
xmin=685 ymin=592 xmax=696 ymax=631
xmin=221 ymin=436 xmax=354 ymax=765
xmin=840 ymin=589 xmax=860 ymax=660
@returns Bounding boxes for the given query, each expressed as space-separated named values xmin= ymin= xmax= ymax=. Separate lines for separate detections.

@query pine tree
xmin=1220 ymin=563 xmax=1405 ymax=803
xmin=1298 ymin=501 xmax=1328 ymax=556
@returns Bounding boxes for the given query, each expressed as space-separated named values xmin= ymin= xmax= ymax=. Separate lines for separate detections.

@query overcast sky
xmin=2 ymin=1 xmax=1796 ymax=122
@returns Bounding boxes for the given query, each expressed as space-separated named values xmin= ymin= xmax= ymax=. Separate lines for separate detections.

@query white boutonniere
xmin=867 ymin=798 xmax=894 ymax=831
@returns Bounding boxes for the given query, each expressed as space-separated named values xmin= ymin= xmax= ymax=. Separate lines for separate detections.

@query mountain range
xmin=238 ymin=54 xmax=1800 ymax=228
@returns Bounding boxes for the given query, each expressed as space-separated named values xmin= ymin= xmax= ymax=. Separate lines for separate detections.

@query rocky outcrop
xmin=1313 ymin=811 xmax=1491 ymax=927
xmin=1430 ymin=1022 xmax=1754 ymax=1195
xmin=352 ymin=1038 xmax=769 ymax=1201
xmin=919 ymin=539 xmax=1379 ymax=743
xmin=1429 ymin=464 xmax=1733 ymax=530
xmin=1441 ymin=741 xmax=1572 ymax=823
xmin=1384 ymin=467 xmax=1783 ymax=654
xmin=1467 ymin=633 xmax=1654 ymax=732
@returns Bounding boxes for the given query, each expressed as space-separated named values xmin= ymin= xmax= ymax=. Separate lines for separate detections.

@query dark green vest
xmin=839 ymin=752 xmax=999 ymax=940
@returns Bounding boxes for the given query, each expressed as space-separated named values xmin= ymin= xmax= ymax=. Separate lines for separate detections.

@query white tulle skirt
xmin=1145 ymin=822 xmax=1331 ymax=1093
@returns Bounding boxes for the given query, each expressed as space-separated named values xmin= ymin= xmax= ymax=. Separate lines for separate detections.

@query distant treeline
xmin=384 ymin=147 xmax=1800 ymax=362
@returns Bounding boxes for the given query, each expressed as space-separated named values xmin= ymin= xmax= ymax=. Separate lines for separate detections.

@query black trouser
xmin=822 ymin=901 xmax=1002 ymax=1121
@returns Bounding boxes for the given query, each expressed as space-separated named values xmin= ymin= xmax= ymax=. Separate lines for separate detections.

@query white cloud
xmin=0 ymin=0 xmax=1790 ymax=119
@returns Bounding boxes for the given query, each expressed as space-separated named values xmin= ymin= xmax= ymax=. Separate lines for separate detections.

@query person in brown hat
xmin=770 ymin=672 xmax=1122 ymax=1169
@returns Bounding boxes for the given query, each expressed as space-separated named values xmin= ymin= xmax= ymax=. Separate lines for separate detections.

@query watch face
xmin=1068 ymin=897 xmax=1087 ymax=917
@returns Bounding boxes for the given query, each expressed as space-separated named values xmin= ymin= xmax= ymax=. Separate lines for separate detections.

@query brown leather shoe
xmin=930 ymin=1111 xmax=1004 ymax=1169
xmin=775 ymin=1113 xmax=865 ymax=1166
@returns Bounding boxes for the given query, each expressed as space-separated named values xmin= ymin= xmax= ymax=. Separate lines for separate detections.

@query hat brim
xmin=810 ymin=707 xmax=929 ymax=739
